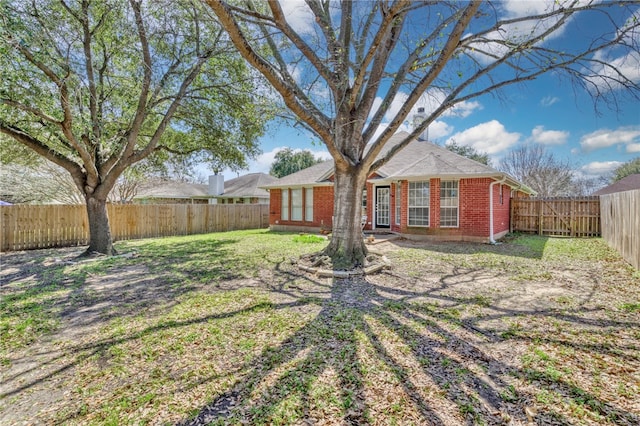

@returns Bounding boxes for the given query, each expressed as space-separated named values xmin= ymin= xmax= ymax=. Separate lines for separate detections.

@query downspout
xmin=489 ymin=176 xmax=507 ymax=244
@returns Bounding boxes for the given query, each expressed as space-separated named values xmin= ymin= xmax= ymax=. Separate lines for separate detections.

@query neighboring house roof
xmin=215 ymin=173 xmax=276 ymax=199
xmin=264 ymin=160 xmax=335 ymax=188
xmin=261 ymin=132 xmax=535 ymax=194
xmin=136 ymin=181 xmax=210 ymax=200
xmin=135 ymin=173 xmax=277 ymax=200
xmin=593 ymin=174 xmax=640 ymax=196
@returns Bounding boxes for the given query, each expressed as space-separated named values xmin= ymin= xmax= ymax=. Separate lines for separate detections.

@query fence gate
xmin=510 ymin=197 xmax=600 ymax=237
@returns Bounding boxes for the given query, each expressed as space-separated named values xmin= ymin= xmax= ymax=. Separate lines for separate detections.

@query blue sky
xmin=216 ymin=1 xmax=640 ymax=183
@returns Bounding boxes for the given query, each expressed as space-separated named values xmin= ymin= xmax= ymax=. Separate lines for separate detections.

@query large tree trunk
xmin=84 ymin=195 xmax=115 ymax=256
xmin=322 ymin=166 xmax=369 ymax=269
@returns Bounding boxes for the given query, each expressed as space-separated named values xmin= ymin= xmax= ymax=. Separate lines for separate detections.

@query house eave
xmin=259 ymin=182 xmax=334 ymax=190
xmin=370 ymin=173 xmax=536 ymax=195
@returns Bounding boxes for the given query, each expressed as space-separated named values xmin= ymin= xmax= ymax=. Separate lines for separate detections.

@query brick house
xmin=262 ymin=132 xmax=534 ymax=243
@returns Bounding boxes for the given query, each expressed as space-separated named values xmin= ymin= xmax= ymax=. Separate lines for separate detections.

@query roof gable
xmin=262 ymin=132 xmax=532 ymax=193
xmin=136 ymin=181 xmax=209 ymax=199
xmin=219 ymin=173 xmax=276 ymax=198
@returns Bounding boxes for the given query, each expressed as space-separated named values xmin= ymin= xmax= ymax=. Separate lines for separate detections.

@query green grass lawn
xmin=1 ymin=230 xmax=638 ymax=425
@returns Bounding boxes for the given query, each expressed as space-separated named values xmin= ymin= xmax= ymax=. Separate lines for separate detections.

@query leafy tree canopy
xmin=0 ymin=0 xmax=277 ymax=254
xmin=612 ymin=157 xmax=640 ymax=182
xmin=445 ymin=141 xmax=491 ymax=166
xmin=270 ymin=148 xmax=324 ymax=178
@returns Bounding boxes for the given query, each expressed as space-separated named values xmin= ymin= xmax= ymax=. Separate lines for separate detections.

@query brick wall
xmin=459 ymin=178 xmax=491 ymax=237
xmin=269 ymin=187 xmax=333 ymax=231
xmin=270 ymin=178 xmax=517 ymax=241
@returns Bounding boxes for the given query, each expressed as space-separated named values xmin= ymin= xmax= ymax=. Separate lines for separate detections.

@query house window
xmin=305 ymin=187 xmax=313 ymax=222
xmin=408 ymin=181 xmax=430 ymax=227
xmin=440 ymin=180 xmax=459 ymax=227
xmin=362 ymin=189 xmax=367 ymax=211
xmin=291 ymin=188 xmax=303 ymax=221
xmin=395 ymin=183 xmax=401 ymax=225
xmin=499 ymin=185 xmax=504 ymax=205
xmin=281 ymin=189 xmax=289 ymax=220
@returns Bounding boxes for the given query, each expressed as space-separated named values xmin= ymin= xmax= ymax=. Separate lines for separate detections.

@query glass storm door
xmin=376 ymin=186 xmax=390 ymax=228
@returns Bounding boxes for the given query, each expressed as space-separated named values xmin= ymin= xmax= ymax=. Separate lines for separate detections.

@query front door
xmin=376 ymin=186 xmax=390 ymax=228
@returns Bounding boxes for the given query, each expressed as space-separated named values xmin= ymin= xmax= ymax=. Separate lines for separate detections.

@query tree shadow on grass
xmin=388 ymin=233 xmax=550 ymax=261
xmin=0 ymin=238 xmax=241 ymax=416
xmin=180 ymin=270 xmax=639 ymax=426
xmin=3 ymin=235 xmax=638 ymax=425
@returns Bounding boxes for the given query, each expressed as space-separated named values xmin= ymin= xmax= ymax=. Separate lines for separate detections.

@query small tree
xmin=270 ymin=148 xmax=324 ymax=178
xmin=499 ymin=144 xmax=574 ymax=197
xmin=445 ymin=141 xmax=491 ymax=166
xmin=0 ymin=0 xmax=273 ymax=255
xmin=612 ymin=157 xmax=640 ymax=182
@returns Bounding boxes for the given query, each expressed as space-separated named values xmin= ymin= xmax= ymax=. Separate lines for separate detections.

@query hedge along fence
xmin=0 ymin=203 xmax=270 ymax=252
xmin=600 ymin=189 xmax=640 ymax=270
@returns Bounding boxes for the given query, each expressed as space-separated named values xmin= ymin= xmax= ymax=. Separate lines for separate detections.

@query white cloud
xmin=584 ymin=9 xmax=640 ymax=93
xmin=580 ymin=126 xmax=640 ymax=152
xmin=627 ymin=143 xmax=640 ymax=153
xmin=370 ymin=119 xmax=453 ymax=142
xmin=278 ymin=0 xmax=315 ymax=35
xmin=584 ymin=50 xmax=640 ymax=93
xmin=540 ymin=96 xmax=560 ymax=107
xmin=465 ymin=1 xmax=571 ymax=65
xmin=446 ymin=120 xmax=521 ymax=155
xmin=370 ymin=89 xmax=483 ymax=126
xmin=580 ymin=161 xmax=623 ymax=176
xmin=500 ymin=0 xmax=558 ymax=18
xmin=427 ymin=120 xmax=455 ymax=139
xmin=416 ymin=88 xmax=482 ymax=118
xmin=528 ymin=125 xmax=569 ymax=145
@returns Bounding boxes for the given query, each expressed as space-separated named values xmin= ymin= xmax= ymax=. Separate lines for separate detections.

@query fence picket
xmin=511 ymin=197 xmax=600 ymax=237
xmin=600 ymin=190 xmax=639 ymax=270
xmin=0 ymin=204 xmax=269 ymax=252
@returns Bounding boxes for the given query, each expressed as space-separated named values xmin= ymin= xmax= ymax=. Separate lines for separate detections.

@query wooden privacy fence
xmin=510 ymin=197 xmax=600 ymax=237
xmin=0 ymin=203 xmax=270 ymax=252
xmin=600 ymin=189 xmax=640 ymax=270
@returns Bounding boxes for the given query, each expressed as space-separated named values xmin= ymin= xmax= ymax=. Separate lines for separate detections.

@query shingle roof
xmin=135 ymin=173 xmax=276 ymax=200
xmin=593 ymin=174 xmax=640 ymax=196
xmin=262 ymin=160 xmax=334 ymax=188
xmin=217 ymin=173 xmax=276 ymax=198
xmin=136 ymin=181 xmax=209 ymax=199
xmin=261 ymin=132 xmax=533 ymax=193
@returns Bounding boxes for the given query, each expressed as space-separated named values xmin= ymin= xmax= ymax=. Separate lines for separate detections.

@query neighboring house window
xmin=408 ymin=181 xmax=430 ymax=226
xmin=395 ymin=183 xmax=401 ymax=225
xmin=305 ymin=188 xmax=313 ymax=222
xmin=440 ymin=180 xmax=459 ymax=227
xmin=291 ymin=188 xmax=303 ymax=221
xmin=281 ymin=189 xmax=289 ymax=220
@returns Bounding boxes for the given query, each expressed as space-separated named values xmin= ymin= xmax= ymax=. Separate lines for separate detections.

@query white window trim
xmin=408 ymin=180 xmax=430 ymax=227
xmin=291 ymin=188 xmax=303 ymax=221
xmin=440 ymin=180 xmax=459 ymax=228
xmin=305 ymin=187 xmax=313 ymax=222
xmin=281 ymin=189 xmax=289 ymax=221
xmin=395 ymin=182 xmax=401 ymax=226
